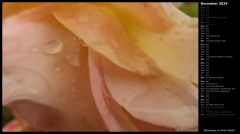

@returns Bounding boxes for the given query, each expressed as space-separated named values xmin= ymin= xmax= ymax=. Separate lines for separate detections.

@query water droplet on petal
xmin=42 ymin=40 xmax=63 ymax=55
xmin=65 ymin=52 xmax=80 ymax=67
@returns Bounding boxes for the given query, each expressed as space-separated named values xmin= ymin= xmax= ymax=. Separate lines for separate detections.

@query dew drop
xmin=42 ymin=40 xmax=63 ymax=55
xmin=65 ymin=52 xmax=80 ymax=67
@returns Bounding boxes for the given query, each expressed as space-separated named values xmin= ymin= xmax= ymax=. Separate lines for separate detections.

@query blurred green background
xmin=180 ymin=2 xmax=198 ymax=17
xmin=2 ymin=2 xmax=198 ymax=127
xmin=2 ymin=107 xmax=14 ymax=127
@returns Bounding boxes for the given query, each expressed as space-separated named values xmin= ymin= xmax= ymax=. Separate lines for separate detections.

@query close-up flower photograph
xmin=2 ymin=2 xmax=198 ymax=132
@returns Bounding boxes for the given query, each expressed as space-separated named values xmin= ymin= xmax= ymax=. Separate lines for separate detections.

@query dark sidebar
xmin=199 ymin=0 xmax=238 ymax=133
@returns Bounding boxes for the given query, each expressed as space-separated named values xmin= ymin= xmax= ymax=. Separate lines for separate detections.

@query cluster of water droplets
xmin=39 ymin=39 xmax=81 ymax=68
xmin=42 ymin=40 xmax=64 ymax=55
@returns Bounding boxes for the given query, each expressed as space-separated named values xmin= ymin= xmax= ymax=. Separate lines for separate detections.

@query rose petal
xmin=88 ymin=51 xmax=176 ymax=131
xmin=53 ymin=2 xmax=198 ymax=84
xmin=3 ymin=6 xmax=106 ymax=131
xmin=91 ymin=53 xmax=198 ymax=130
xmin=2 ymin=2 xmax=42 ymax=19
xmin=100 ymin=2 xmax=198 ymax=83
xmin=53 ymin=3 xmax=160 ymax=76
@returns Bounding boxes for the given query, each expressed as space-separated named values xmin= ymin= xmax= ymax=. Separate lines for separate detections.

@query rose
xmin=3 ymin=2 xmax=198 ymax=132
